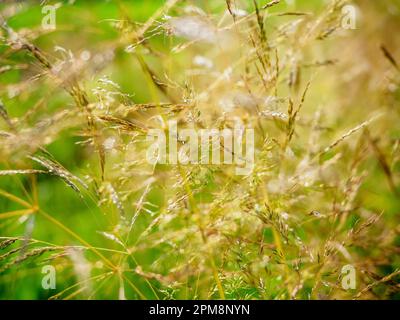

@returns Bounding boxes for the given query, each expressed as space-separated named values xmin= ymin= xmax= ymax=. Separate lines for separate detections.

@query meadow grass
xmin=0 ymin=0 xmax=399 ymax=300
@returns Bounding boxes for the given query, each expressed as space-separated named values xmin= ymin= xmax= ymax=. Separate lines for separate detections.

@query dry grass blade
xmin=0 ymin=238 xmax=18 ymax=250
xmin=354 ymin=269 xmax=400 ymax=299
xmin=381 ymin=45 xmax=399 ymax=71
xmin=319 ymin=113 xmax=383 ymax=156
xmin=29 ymin=155 xmax=87 ymax=195
xmin=0 ymin=246 xmax=63 ymax=273
xmin=262 ymin=0 xmax=281 ymax=10
xmin=0 ymin=169 xmax=47 ymax=176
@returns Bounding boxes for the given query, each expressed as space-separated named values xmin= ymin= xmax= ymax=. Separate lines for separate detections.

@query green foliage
xmin=0 ymin=0 xmax=399 ymax=300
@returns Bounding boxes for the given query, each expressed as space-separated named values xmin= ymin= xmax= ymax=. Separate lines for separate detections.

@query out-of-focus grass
xmin=0 ymin=0 xmax=399 ymax=300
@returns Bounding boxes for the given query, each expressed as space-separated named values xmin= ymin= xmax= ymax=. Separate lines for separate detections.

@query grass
xmin=0 ymin=0 xmax=399 ymax=300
